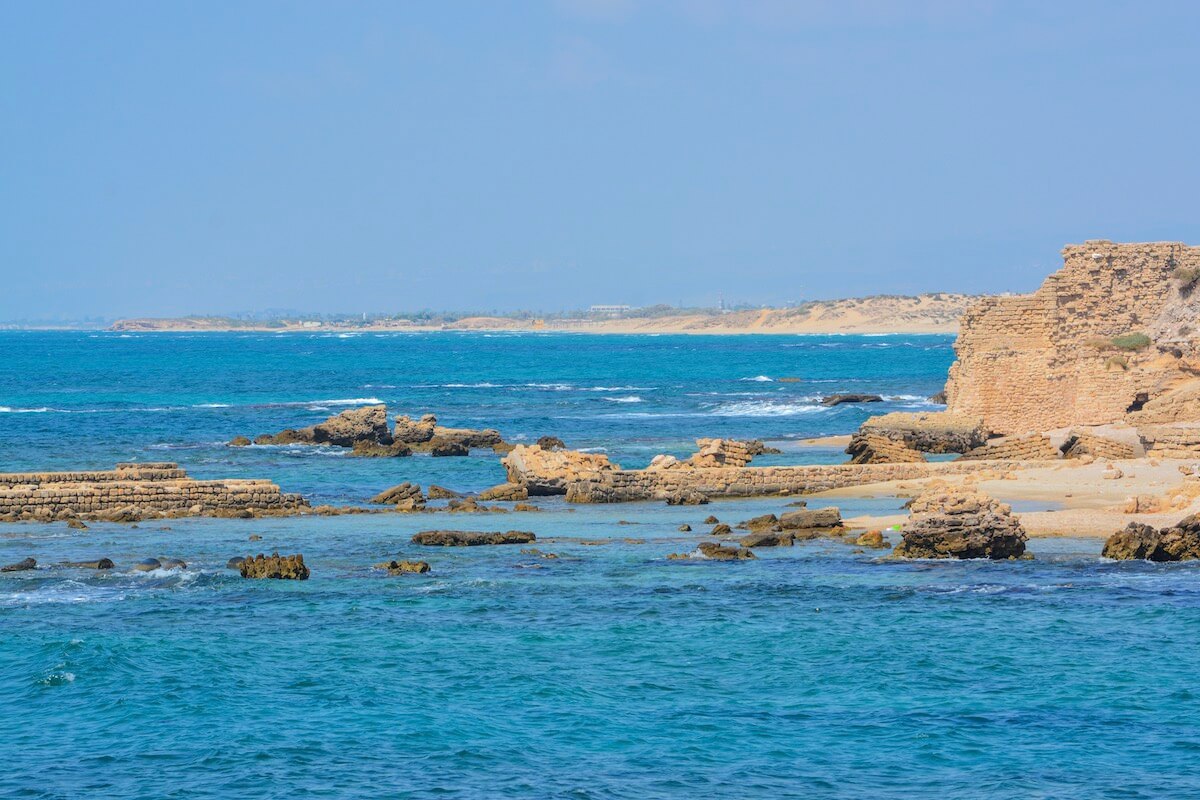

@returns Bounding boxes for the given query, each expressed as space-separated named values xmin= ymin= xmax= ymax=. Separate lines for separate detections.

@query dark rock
xmin=258 ymin=405 xmax=392 ymax=448
xmin=239 ymin=553 xmax=309 ymax=579
xmin=536 ymin=436 xmax=567 ymax=451
xmin=665 ymin=489 xmax=709 ymax=506
xmin=697 ymin=541 xmax=756 ymax=561
xmin=428 ymin=485 xmax=464 ymax=500
xmin=779 ymin=507 xmax=843 ymax=531
xmin=743 ymin=439 xmax=783 ymax=455
xmin=133 ymin=558 xmax=162 ymax=572
xmin=249 ymin=534 xmax=262 ymax=541
xmin=67 ymin=519 xmax=88 ymax=530
xmin=159 ymin=558 xmax=186 ymax=570
xmin=710 ymin=523 xmax=733 ymax=536
xmin=678 ymin=524 xmax=692 ymax=532
xmin=61 ymin=558 xmax=115 ymax=569
xmin=226 ymin=556 xmax=246 ymax=569
xmin=703 ymin=515 xmax=720 ymax=525
xmin=411 ymin=530 xmax=536 ymax=546
xmin=374 ymin=559 xmax=431 ymax=575
xmin=351 ymin=441 xmax=412 ymax=458
xmin=821 ymin=393 xmax=884 ymax=407
xmin=429 ymin=438 xmax=470 ymax=457
xmin=1103 ymin=518 xmax=1200 ymax=561
xmin=1 ymin=557 xmax=36 ymax=572
xmin=929 ymin=390 xmax=948 ymax=405
xmin=739 ymin=513 xmax=780 ymax=531
xmin=229 ymin=435 xmax=252 ymax=447
xmin=739 ymin=531 xmax=796 ymax=547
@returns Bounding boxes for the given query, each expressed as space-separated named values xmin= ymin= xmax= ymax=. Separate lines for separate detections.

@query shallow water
xmin=2 ymin=332 xmax=1198 ymax=798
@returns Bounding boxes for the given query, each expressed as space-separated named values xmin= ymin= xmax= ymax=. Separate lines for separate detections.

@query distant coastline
xmin=104 ymin=293 xmax=983 ymax=335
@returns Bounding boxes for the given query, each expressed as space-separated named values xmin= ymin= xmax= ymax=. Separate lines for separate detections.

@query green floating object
xmin=890 ymin=524 xmax=902 ymax=531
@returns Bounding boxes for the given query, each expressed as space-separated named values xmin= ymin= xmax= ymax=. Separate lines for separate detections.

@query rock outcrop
xmin=411 ymin=530 xmax=536 ymax=546
xmin=477 ymin=483 xmax=529 ymax=502
xmin=374 ymin=559 xmax=431 ymax=575
xmin=501 ymin=445 xmax=618 ymax=495
xmin=821 ymin=394 xmax=883 ymax=406
xmin=238 ymin=553 xmax=310 ymax=579
xmin=251 ymin=407 xmax=507 ymax=456
xmin=946 ymin=241 xmax=1200 ymax=435
xmin=1 ymin=557 xmax=36 ymax=572
xmin=892 ymin=486 xmax=1027 ymax=559
xmin=370 ymin=482 xmax=425 ymax=509
xmin=0 ymin=463 xmax=308 ymax=522
xmin=256 ymin=405 xmax=391 ymax=447
xmin=847 ymin=412 xmax=990 ymax=463
xmin=1102 ymin=517 xmax=1200 ymax=561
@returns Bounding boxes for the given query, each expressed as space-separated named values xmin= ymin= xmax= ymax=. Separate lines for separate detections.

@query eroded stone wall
xmin=0 ymin=463 xmax=308 ymax=521
xmin=946 ymin=241 xmax=1200 ymax=434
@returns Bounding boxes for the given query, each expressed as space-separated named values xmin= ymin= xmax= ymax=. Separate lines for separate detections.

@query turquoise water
xmin=2 ymin=332 xmax=1198 ymax=798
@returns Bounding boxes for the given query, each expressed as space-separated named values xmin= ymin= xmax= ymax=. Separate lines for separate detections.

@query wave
xmin=601 ymin=396 xmax=643 ymax=403
xmin=193 ymin=403 xmax=230 ymax=408
xmin=739 ymin=376 xmax=774 ymax=382
xmin=0 ymin=406 xmax=52 ymax=413
xmin=707 ymin=400 xmax=825 ymax=417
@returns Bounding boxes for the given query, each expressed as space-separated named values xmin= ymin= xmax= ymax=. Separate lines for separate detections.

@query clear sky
xmin=3 ymin=1 xmax=1198 ymax=320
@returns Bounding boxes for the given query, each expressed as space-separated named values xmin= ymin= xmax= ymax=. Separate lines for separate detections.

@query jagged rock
xmin=477 ymin=483 xmax=529 ymax=502
xmin=351 ymin=441 xmax=412 ymax=458
xmin=536 ymin=436 xmax=566 ymax=451
xmin=67 ymin=519 xmax=88 ymax=530
xmin=428 ymin=485 xmax=464 ymax=500
xmin=60 ymin=558 xmax=115 ymax=569
xmin=778 ymin=507 xmax=843 ymax=531
xmin=501 ymin=445 xmax=618 ymax=495
xmin=892 ymin=487 xmax=1027 ymax=559
xmin=665 ymin=489 xmax=709 ymax=506
xmin=239 ymin=553 xmax=309 ymax=579
xmin=411 ymin=530 xmax=535 ymax=546
xmin=855 ymin=530 xmax=887 ymax=549
xmin=743 ymin=439 xmax=783 ymax=455
xmin=739 ymin=531 xmax=795 ymax=547
xmin=929 ymin=390 xmax=947 ymax=405
xmin=678 ymin=524 xmax=692 ymax=532
xmin=229 ymin=435 xmax=251 ymax=447
xmin=374 ymin=559 xmax=431 ymax=575
xmin=703 ymin=515 xmax=719 ymax=524
xmin=739 ymin=513 xmax=780 ymax=531
xmin=821 ymin=394 xmax=884 ymax=406
xmin=520 ymin=548 xmax=559 ymax=559
xmin=393 ymin=414 xmax=438 ymax=443
xmin=710 ymin=523 xmax=732 ymax=535
xmin=370 ymin=482 xmax=425 ymax=506
xmin=1102 ymin=518 xmax=1200 ymax=561
xmin=259 ymin=405 xmax=391 ymax=448
xmin=1 ymin=557 xmax=36 ymax=572
xmin=698 ymin=542 xmax=756 ymax=560
xmin=429 ymin=438 xmax=469 ymax=457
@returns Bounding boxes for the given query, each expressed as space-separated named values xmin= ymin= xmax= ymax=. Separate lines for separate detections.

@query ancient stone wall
xmin=946 ymin=241 xmax=1200 ymax=434
xmin=562 ymin=460 xmax=1028 ymax=503
xmin=0 ymin=463 xmax=308 ymax=521
xmin=958 ymin=433 xmax=1060 ymax=461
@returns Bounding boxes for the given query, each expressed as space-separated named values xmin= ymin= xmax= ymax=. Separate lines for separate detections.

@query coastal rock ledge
xmin=1103 ymin=518 xmax=1200 ymax=561
xmin=892 ymin=486 xmax=1028 ymax=560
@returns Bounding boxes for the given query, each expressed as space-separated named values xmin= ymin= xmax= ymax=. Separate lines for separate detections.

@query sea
xmin=1 ymin=331 xmax=1197 ymax=799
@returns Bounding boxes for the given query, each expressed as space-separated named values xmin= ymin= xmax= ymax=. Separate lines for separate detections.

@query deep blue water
xmin=2 ymin=332 xmax=1198 ymax=799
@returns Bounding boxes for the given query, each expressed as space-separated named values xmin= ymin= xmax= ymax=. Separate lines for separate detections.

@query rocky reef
xmin=243 ymin=406 xmax=508 ymax=457
xmin=411 ymin=530 xmax=536 ymax=546
xmin=892 ymin=486 xmax=1028 ymax=560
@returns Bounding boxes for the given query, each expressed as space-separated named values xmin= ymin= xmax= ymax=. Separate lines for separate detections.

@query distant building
xmin=589 ymin=304 xmax=632 ymax=317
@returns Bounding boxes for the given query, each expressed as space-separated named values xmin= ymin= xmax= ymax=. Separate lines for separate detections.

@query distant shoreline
xmin=99 ymin=293 xmax=983 ymax=336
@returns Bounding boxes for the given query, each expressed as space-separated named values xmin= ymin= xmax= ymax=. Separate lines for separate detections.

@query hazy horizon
xmin=4 ymin=1 xmax=1199 ymax=319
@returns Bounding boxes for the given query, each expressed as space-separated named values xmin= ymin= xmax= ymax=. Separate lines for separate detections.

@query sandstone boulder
xmin=411 ymin=530 xmax=536 ymax=546
xmin=393 ymin=414 xmax=438 ymax=443
xmin=892 ymin=487 xmax=1027 ymax=559
xmin=697 ymin=541 xmax=756 ymax=560
xmin=429 ymin=438 xmax=469 ymax=457
xmin=501 ymin=445 xmax=617 ymax=495
xmin=229 ymin=435 xmax=251 ymax=447
xmin=778 ymin=507 xmax=843 ymax=531
xmin=739 ymin=530 xmax=795 ymax=547
xmin=351 ymin=441 xmax=412 ymax=458
xmin=260 ymin=405 xmax=391 ymax=447
xmin=371 ymin=482 xmax=425 ymax=506
xmin=477 ymin=483 xmax=529 ymax=502
xmin=855 ymin=530 xmax=887 ymax=549
xmin=428 ymin=485 xmax=464 ymax=500
xmin=239 ymin=553 xmax=309 ymax=579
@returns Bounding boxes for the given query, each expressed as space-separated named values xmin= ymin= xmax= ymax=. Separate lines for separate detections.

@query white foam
xmin=602 ymin=396 xmax=643 ymax=403
xmin=739 ymin=376 xmax=774 ymax=382
xmin=708 ymin=400 xmax=825 ymax=417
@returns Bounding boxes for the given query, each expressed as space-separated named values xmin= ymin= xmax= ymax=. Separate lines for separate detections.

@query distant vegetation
xmin=1174 ymin=265 xmax=1200 ymax=289
xmin=1087 ymin=332 xmax=1152 ymax=352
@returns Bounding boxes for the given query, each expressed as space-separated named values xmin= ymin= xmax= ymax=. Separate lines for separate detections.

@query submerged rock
xmin=351 ymin=441 xmax=412 ymax=458
xmin=411 ymin=530 xmax=536 ymax=547
xmin=1103 ymin=517 xmax=1200 ymax=561
xmin=133 ymin=558 xmax=162 ymax=572
xmin=892 ymin=487 xmax=1027 ymax=560
xmin=739 ymin=531 xmax=795 ymax=547
xmin=374 ymin=559 xmax=431 ymax=575
xmin=665 ymin=489 xmax=709 ymax=506
xmin=697 ymin=542 xmax=756 ymax=561
xmin=239 ymin=553 xmax=309 ymax=580
xmin=1 ymin=557 xmax=36 ymax=572
xmin=429 ymin=438 xmax=469 ymax=457
xmin=66 ymin=519 xmax=88 ymax=530
xmin=427 ymin=485 xmax=464 ymax=500
xmin=60 ymin=558 xmax=115 ymax=570
xmin=821 ymin=393 xmax=884 ymax=406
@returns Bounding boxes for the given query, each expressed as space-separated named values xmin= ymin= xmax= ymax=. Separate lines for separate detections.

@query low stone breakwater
xmin=0 ymin=462 xmax=308 ymax=522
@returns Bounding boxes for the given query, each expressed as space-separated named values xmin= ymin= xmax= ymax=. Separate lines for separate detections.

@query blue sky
xmin=3 ymin=1 xmax=1198 ymax=319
